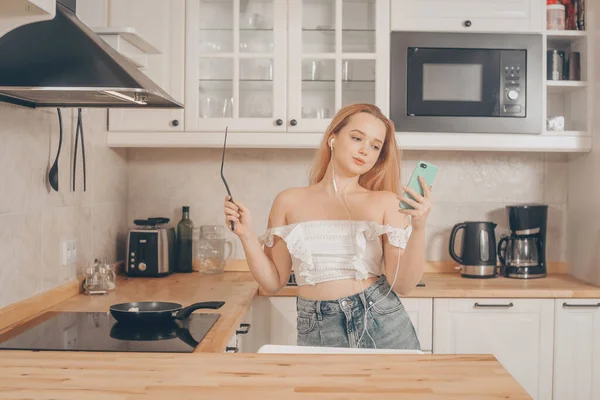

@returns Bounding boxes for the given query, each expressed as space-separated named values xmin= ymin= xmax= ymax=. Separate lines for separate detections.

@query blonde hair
xmin=309 ymin=103 xmax=402 ymax=194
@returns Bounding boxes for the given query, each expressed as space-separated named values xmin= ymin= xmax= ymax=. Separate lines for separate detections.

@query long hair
xmin=308 ymin=103 xmax=401 ymax=194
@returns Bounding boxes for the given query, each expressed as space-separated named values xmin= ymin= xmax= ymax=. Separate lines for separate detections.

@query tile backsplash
xmin=128 ymin=148 xmax=567 ymax=263
xmin=0 ymin=104 xmax=128 ymax=309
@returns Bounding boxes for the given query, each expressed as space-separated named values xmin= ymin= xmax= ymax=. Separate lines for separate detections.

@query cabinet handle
xmin=563 ymin=302 xmax=600 ymax=308
xmin=275 ymin=119 xmax=283 ymax=126
xmin=474 ymin=302 xmax=513 ymax=308
xmin=171 ymin=119 xmax=179 ymax=127
xmin=290 ymin=119 xmax=297 ymax=126
xmin=225 ymin=346 xmax=239 ymax=353
xmin=236 ymin=323 xmax=251 ymax=335
xmin=463 ymin=20 xmax=472 ymax=27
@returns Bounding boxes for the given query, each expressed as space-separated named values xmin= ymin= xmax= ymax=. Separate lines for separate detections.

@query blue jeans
xmin=296 ymin=275 xmax=421 ymax=349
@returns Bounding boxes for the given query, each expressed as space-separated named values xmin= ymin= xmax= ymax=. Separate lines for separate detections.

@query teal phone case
xmin=400 ymin=161 xmax=438 ymax=209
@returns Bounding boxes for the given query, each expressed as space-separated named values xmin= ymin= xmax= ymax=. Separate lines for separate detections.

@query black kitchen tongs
xmin=220 ymin=127 xmax=234 ymax=231
xmin=73 ymin=108 xmax=86 ymax=192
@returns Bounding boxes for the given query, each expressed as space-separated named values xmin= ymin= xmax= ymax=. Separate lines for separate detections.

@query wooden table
xmin=0 ymin=351 xmax=532 ymax=399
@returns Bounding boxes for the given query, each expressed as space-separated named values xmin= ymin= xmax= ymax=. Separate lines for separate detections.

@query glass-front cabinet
xmin=185 ymin=0 xmax=286 ymax=132
xmin=288 ymin=0 xmax=379 ymax=133
xmin=185 ymin=0 xmax=386 ymax=133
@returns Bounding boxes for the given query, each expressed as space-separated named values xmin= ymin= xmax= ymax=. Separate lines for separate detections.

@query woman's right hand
xmin=223 ymin=195 xmax=254 ymax=239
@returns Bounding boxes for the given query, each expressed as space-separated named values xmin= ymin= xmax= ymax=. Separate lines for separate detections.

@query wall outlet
xmin=61 ymin=239 xmax=77 ymax=266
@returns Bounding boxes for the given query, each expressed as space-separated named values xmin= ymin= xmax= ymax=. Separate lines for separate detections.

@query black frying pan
xmin=109 ymin=301 xmax=224 ymax=324
xmin=110 ymin=321 xmax=199 ymax=348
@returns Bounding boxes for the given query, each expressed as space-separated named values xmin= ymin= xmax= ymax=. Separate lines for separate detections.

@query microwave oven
xmin=390 ymin=32 xmax=543 ymax=134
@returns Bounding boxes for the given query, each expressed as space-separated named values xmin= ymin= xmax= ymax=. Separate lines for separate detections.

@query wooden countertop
xmin=0 ymin=351 xmax=531 ymax=399
xmin=41 ymin=272 xmax=259 ymax=353
xmin=264 ymin=273 xmax=600 ymax=298
xmin=3 ymin=268 xmax=600 ymax=355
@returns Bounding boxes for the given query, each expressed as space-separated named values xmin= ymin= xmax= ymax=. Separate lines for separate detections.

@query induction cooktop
xmin=0 ymin=311 xmax=220 ymax=353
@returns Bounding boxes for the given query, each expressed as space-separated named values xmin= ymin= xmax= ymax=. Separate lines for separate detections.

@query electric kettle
xmin=448 ymin=221 xmax=498 ymax=278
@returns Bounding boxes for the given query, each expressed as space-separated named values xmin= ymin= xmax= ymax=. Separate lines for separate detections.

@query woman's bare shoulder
xmin=272 ymin=186 xmax=311 ymax=209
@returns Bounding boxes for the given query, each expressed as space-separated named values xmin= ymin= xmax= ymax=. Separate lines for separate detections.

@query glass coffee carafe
xmin=498 ymin=235 xmax=540 ymax=267
xmin=193 ymin=225 xmax=233 ymax=274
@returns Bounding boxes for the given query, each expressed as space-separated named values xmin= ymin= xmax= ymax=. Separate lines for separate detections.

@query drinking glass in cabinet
xmin=198 ymin=0 xmax=234 ymax=54
xmin=198 ymin=58 xmax=233 ymax=118
xmin=302 ymin=0 xmax=336 ymax=53
xmin=342 ymin=59 xmax=375 ymax=107
xmin=342 ymin=0 xmax=375 ymax=53
xmin=239 ymin=58 xmax=273 ymax=118
xmin=240 ymin=1 xmax=274 ymax=53
xmin=199 ymin=96 xmax=233 ymax=119
xmin=302 ymin=59 xmax=335 ymax=119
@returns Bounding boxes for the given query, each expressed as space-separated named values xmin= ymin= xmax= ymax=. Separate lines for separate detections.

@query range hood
xmin=0 ymin=0 xmax=182 ymax=109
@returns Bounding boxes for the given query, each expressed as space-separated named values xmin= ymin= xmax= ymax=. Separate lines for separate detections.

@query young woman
xmin=223 ymin=103 xmax=433 ymax=349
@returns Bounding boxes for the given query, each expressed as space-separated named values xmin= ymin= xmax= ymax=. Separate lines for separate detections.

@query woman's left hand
xmin=397 ymin=176 xmax=433 ymax=229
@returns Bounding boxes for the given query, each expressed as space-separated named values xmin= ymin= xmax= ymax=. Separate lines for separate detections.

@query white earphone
xmin=330 ymin=137 xmax=338 ymax=193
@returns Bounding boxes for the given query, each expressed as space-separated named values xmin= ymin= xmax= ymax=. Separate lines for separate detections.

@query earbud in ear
xmin=330 ymin=138 xmax=335 ymax=149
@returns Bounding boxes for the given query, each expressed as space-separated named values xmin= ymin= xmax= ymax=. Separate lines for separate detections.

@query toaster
xmin=126 ymin=218 xmax=175 ymax=277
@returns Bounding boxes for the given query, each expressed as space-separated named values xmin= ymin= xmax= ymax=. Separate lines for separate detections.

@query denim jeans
xmin=296 ymin=275 xmax=421 ymax=349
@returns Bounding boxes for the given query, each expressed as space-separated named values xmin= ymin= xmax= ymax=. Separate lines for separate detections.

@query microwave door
xmin=406 ymin=48 xmax=500 ymax=117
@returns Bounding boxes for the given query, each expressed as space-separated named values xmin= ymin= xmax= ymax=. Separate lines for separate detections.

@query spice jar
xmin=547 ymin=0 xmax=566 ymax=30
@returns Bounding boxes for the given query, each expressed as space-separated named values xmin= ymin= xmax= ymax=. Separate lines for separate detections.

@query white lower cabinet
xmin=433 ymin=298 xmax=554 ymax=400
xmin=237 ymin=296 xmax=270 ymax=353
xmin=553 ymin=299 xmax=600 ymax=400
xmin=223 ymin=297 xmax=270 ymax=353
xmin=268 ymin=297 xmax=297 ymax=346
xmin=268 ymin=297 xmax=433 ymax=351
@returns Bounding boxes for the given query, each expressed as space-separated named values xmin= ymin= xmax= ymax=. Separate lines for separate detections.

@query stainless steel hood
xmin=0 ymin=0 xmax=183 ymax=109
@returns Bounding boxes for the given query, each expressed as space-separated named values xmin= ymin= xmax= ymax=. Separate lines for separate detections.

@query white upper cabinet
xmin=78 ymin=0 xmax=185 ymax=132
xmin=553 ymin=299 xmax=600 ymax=400
xmin=433 ymin=298 xmax=554 ymax=400
xmin=391 ymin=0 xmax=543 ymax=33
xmin=184 ymin=0 xmax=389 ymax=133
xmin=107 ymin=0 xmax=185 ymax=132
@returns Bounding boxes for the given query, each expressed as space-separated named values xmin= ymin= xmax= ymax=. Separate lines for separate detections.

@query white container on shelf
xmin=547 ymin=3 xmax=566 ymax=30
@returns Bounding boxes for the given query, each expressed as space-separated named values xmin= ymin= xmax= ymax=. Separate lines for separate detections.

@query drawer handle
xmin=225 ymin=346 xmax=239 ymax=353
xmin=563 ymin=302 xmax=600 ymax=308
xmin=236 ymin=323 xmax=251 ymax=335
xmin=474 ymin=302 xmax=514 ymax=308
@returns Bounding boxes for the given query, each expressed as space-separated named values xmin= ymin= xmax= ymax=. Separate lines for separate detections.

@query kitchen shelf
xmin=545 ymin=30 xmax=587 ymax=37
xmin=107 ymin=131 xmax=592 ymax=153
xmin=199 ymin=28 xmax=274 ymax=31
xmin=546 ymin=80 xmax=588 ymax=93
xmin=93 ymin=27 xmax=161 ymax=69
xmin=302 ymin=28 xmax=375 ymax=32
xmin=543 ymin=130 xmax=588 ymax=136
xmin=0 ymin=0 xmax=55 ymax=38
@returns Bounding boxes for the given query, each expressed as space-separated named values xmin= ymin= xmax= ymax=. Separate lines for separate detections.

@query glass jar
xmin=193 ymin=225 xmax=233 ymax=274
xmin=103 ymin=257 xmax=116 ymax=290
xmin=83 ymin=259 xmax=108 ymax=295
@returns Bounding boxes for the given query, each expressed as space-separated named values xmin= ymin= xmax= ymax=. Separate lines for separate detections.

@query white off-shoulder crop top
xmin=258 ymin=220 xmax=412 ymax=286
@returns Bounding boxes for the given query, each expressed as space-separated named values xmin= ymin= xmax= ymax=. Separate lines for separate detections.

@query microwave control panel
xmin=499 ymin=50 xmax=526 ymax=117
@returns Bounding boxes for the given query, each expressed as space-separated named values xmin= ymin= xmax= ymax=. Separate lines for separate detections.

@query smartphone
xmin=400 ymin=161 xmax=438 ymax=210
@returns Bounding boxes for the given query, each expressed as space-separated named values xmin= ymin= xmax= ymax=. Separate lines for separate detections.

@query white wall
xmin=0 ymin=104 xmax=128 ymax=308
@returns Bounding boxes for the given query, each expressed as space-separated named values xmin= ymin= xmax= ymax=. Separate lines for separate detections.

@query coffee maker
xmin=497 ymin=204 xmax=548 ymax=279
